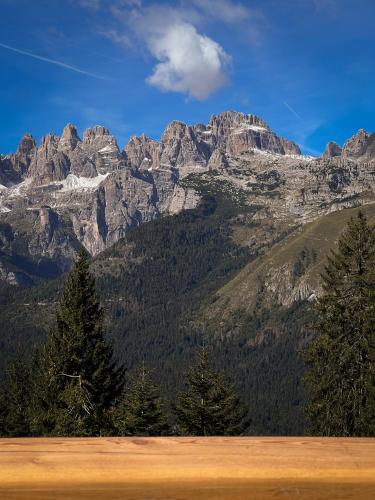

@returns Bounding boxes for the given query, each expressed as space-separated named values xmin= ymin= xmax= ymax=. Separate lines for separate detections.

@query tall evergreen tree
xmin=30 ymin=249 xmax=124 ymax=436
xmin=112 ymin=363 xmax=170 ymax=436
xmin=175 ymin=347 xmax=249 ymax=436
xmin=305 ymin=212 xmax=375 ymax=436
xmin=0 ymin=354 xmax=31 ymax=436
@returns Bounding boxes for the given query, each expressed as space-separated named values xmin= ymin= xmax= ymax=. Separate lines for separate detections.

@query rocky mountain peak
xmin=59 ymin=123 xmax=80 ymax=151
xmin=208 ymin=110 xmax=300 ymax=156
xmin=27 ymin=132 xmax=69 ymax=186
xmin=342 ymin=129 xmax=370 ymax=158
xmin=322 ymin=141 xmax=342 ymax=160
xmin=209 ymin=111 xmax=270 ymax=133
xmin=161 ymin=121 xmax=191 ymax=141
xmin=0 ymin=134 xmax=37 ymax=184
xmin=41 ymin=133 xmax=59 ymax=149
xmin=121 ymin=110 xmax=303 ymax=173
xmin=124 ymin=133 xmax=159 ymax=170
xmin=160 ymin=120 xmax=208 ymax=170
xmin=83 ymin=125 xmax=111 ymax=141
xmin=17 ymin=133 xmax=36 ymax=156
xmin=82 ymin=125 xmax=119 ymax=156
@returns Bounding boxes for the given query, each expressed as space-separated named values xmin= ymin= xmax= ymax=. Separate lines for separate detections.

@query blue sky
xmin=0 ymin=0 xmax=374 ymax=155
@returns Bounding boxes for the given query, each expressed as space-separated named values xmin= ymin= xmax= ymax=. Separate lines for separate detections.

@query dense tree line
xmin=0 ymin=194 xmax=309 ymax=435
xmin=0 ymin=250 xmax=249 ymax=437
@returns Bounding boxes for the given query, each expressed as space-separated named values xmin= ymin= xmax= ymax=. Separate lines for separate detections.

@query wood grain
xmin=0 ymin=437 xmax=375 ymax=499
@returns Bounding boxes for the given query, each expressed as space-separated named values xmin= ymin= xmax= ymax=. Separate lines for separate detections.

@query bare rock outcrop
xmin=28 ymin=133 xmax=70 ymax=186
xmin=123 ymin=111 xmax=302 ymax=175
xmin=1 ymin=110 xmax=374 ymax=283
xmin=124 ymin=134 xmax=159 ymax=170
xmin=0 ymin=134 xmax=36 ymax=186
xmin=58 ymin=123 xmax=80 ymax=152
xmin=322 ymin=141 xmax=342 ymax=160
xmin=208 ymin=111 xmax=301 ymax=156
xmin=342 ymin=129 xmax=372 ymax=158
xmin=82 ymin=126 xmax=123 ymax=174
xmin=159 ymin=121 xmax=209 ymax=169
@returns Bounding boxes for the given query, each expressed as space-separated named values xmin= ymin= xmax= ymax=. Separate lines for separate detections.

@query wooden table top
xmin=0 ymin=436 xmax=375 ymax=499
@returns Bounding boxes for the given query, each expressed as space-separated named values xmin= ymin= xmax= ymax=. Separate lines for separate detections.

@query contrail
xmin=283 ymin=101 xmax=303 ymax=121
xmin=0 ymin=42 xmax=109 ymax=81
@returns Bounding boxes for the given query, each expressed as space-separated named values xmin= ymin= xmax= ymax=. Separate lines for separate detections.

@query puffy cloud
xmin=145 ymin=23 xmax=230 ymax=100
xmin=100 ymin=0 xmax=258 ymax=99
xmin=109 ymin=4 xmax=232 ymax=100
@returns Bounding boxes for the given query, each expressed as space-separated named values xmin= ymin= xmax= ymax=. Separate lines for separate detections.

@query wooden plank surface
xmin=0 ymin=437 xmax=375 ymax=499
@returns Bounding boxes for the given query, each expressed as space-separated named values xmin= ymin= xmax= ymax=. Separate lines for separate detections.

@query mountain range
xmin=1 ymin=110 xmax=373 ymax=286
xmin=0 ymin=111 xmax=374 ymax=434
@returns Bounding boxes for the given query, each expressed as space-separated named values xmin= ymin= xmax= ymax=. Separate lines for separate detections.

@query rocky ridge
xmin=0 ymin=110 xmax=374 ymax=285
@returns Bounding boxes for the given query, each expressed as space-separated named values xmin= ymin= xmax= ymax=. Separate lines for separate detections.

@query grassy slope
xmin=209 ymin=202 xmax=375 ymax=318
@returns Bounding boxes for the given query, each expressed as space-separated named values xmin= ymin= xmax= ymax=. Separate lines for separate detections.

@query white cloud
xmin=92 ymin=0 xmax=259 ymax=100
xmin=109 ymin=3 xmax=233 ymax=100
xmin=146 ymin=23 xmax=230 ymax=100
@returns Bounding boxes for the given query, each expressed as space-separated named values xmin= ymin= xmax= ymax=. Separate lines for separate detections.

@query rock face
xmin=59 ymin=123 xmax=80 ymax=152
xmin=0 ymin=134 xmax=36 ymax=186
xmin=322 ymin=141 xmax=342 ymax=160
xmin=124 ymin=134 xmax=159 ymax=171
xmin=28 ymin=134 xmax=70 ymax=185
xmin=208 ymin=112 xmax=301 ymax=156
xmin=342 ymin=129 xmax=375 ymax=159
xmin=124 ymin=111 xmax=301 ymax=174
xmin=0 ymin=110 xmax=374 ymax=285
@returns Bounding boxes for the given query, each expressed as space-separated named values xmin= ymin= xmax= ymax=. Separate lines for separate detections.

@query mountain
xmin=0 ymin=111 xmax=374 ymax=434
xmin=2 ymin=109 xmax=361 ymax=285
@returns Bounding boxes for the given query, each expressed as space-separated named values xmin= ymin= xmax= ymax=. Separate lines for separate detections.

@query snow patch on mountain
xmin=231 ymin=124 xmax=268 ymax=135
xmin=59 ymin=173 xmax=110 ymax=192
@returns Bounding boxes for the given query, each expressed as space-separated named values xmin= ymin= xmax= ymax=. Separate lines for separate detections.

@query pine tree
xmin=175 ymin=347 xmax=249 ymax=436
xmin=0 ymin=354 xmax=31 ymax=436
xmin=112 ymin=363 xmax=170 ymax=436
xmin=305 ymin=212 xmax=375 ymax=436
xmin=30 ymin=249 xmax=124 ymax=436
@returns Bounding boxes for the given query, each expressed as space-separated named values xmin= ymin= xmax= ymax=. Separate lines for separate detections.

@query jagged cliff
xmin=0 ymin=110 xmax=374 ymax=285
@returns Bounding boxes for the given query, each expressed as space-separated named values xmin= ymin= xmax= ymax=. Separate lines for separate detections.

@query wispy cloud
xmin=281 ymin=100 xmax=323 ymax=155
xmin=287 ymin=117 xmax=323 ymax=156
xmin=0 ymin=41 xmax=109 ymax=80
xmin=283 ymin=101 xmax=303 ymax=122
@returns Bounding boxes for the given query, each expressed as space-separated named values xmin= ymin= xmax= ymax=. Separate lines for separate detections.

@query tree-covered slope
xmin=1 ymin=193 xmax=373 ymax=434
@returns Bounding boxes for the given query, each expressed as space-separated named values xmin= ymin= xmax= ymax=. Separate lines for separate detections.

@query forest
xmin=0 ymin=197 xmax=374 ymax=437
